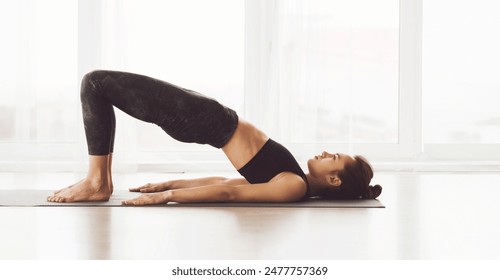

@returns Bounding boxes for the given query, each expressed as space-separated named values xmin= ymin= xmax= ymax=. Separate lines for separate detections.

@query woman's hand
xmin=129 ymin=181 xmax=174 ymax=193
xmin=122 ymin=191 xmax=171 ymax=206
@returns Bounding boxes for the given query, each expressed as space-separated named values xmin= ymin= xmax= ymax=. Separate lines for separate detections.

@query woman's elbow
xmin=225 ymin=186 xmax=251 ymax=202
xmin=225 ymin=188 xmax=239 ymax=202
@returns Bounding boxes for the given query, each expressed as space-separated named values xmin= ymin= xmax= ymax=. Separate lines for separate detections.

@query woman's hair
xmin=319 ymin=155 xmax=382 ymax=200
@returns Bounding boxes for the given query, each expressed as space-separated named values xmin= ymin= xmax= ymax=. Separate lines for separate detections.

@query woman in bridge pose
xmin=47 ymin=70 xmax=381 ymax=205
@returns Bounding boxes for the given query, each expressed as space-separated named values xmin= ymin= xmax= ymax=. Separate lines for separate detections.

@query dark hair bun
xmin=369 ymin=184 xmax=382 ymax=199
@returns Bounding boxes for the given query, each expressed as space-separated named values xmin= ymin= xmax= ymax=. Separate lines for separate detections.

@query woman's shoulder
xmin=271 ymin=172 xmax=308 ymax=192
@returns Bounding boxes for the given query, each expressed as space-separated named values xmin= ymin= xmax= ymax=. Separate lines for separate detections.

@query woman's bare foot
xmin=53 ymin=179 xmax=84 ymax=195
xmin=47 ymin=179 xmax=111 ymax=203
xmin=53 ymin=178 xmax=112 ymax=196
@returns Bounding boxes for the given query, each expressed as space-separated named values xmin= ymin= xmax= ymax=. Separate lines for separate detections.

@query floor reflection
xmin=85 ymin=208 xmax=112 ymax=259
xmin=395 ymin=174 xmax=422 ymax=259
xmin=34 ymin=207 xmax=112 ymax=259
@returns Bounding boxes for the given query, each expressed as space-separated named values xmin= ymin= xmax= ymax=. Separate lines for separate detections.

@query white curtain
xmin=245 ymin=0 xmax=399 ymax=160
xmin=0 ymin=0 xmax=244 ymax=171
xmin=2 ymin=0 xmax=499 ymax=172
xmin=0 ymin=0 xmax=80 ymax=165
xmin=94 ymin=0 xmax=245 ymax=169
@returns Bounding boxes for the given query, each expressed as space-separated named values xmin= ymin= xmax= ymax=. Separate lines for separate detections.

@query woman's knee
xmin=80 ymin=70 xmax=112 ymax=99
xmin=82 ymin=70 xmax=104 ymax=89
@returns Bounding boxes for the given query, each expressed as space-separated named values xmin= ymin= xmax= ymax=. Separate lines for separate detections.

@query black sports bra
xmin=237 ymin=139 xmax=310 ymax=199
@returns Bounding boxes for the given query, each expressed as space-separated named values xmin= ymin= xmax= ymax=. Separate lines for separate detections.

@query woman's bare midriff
xmin=222 ymin=119 xmax=269 ymax=170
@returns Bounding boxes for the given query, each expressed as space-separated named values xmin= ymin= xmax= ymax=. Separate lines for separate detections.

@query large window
xmin=422 ymin=0 xmax=500 ymax=161
xmin=245 ymin=0 xmax=402 ymax=161
xmin=0 ymin=0 xmax=78 ymax=144
xmin=423 ymin=0 xmax=500 ymax=144
xmin=96 ymin=0 xmax=244 ymax=165
xmin=1 ymin=0 xmax=499 ymax=171
xmin=0 ymin=0 xmax=244 ymax=169
xmin=285 ymin=1 xmax=399 ymax=144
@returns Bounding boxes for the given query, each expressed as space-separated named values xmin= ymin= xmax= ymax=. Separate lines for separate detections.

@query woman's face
xmin=307 ymin=151 xmax=355 ymax=180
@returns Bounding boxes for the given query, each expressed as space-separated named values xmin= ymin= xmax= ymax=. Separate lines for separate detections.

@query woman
xmin=47 ymin=70 xmax=382 ymax=205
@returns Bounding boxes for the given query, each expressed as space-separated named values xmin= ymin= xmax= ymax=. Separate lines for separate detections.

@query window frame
xmin=244 ymin=0 xmax=422 ymax=162
xmin=1 ymin=0 xmax=499 ymax=173
xmin=420 ymin=0 xmax=500 ymax=162
xmin=245 ymin=0 xmax=500 ymax=164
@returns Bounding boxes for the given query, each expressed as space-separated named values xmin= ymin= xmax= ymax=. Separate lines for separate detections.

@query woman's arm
xmin=129 ymin=177 xmax=249 ymax=192
xmin=122 ymin=173 xmax=306 ymax=205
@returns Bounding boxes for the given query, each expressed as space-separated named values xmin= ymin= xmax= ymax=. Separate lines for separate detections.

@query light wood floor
xmin=0 ymin=171 xmax=499 ymax=259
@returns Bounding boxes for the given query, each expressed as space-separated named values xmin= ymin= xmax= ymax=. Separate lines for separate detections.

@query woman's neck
xmin=305 ymin=173 xmax=328 ymax=197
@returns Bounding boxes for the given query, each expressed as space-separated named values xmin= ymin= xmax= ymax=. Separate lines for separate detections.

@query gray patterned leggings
xmin=80 ymin=70 xmax=239 ymax=155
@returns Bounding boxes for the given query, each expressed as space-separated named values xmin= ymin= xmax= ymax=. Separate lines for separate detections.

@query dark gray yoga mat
xmin=0 ymin=190 xmax=384 ymax=208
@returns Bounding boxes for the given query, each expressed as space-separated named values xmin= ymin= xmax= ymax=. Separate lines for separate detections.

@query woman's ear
xmin=327 ymin=175 xmax=342 ymax=187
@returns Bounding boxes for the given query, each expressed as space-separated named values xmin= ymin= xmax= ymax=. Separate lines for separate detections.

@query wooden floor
xmin=0 ymin=171 xmax=499 ymax=259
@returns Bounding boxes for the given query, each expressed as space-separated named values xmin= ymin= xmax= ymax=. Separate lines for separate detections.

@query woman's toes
xmin=47 ymin=194 xmax=67 ymax=203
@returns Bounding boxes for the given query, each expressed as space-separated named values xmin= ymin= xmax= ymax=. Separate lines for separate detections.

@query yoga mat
xmin=0 ymin=190 xmax=384 ymax=208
